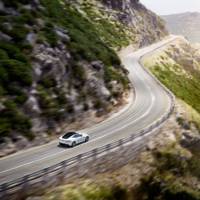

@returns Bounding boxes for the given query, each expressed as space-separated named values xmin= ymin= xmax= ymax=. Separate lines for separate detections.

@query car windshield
xmin=62 ymin=132 xmax=76 ymax=139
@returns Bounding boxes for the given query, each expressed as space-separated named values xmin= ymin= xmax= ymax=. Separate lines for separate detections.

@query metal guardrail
xmin=0 ymin=39 xmax=176 ymax=199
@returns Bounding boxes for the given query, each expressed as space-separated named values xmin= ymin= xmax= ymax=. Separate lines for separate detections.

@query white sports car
xmin=59 ymin=132 xmax=89 ymax=147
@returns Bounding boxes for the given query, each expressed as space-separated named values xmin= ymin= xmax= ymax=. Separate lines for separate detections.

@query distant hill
xmin=162 ymin=12 xmax=200 ymax=43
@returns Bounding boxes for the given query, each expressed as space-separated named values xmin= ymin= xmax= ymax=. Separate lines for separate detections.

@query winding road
xmin=0 ymin=36 xmax=177 ymax=185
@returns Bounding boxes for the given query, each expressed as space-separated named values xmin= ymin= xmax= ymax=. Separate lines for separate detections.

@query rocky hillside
xmin=162 ymin=12 xmax=200 ymax=43
xmin=0 ymin=0 xmax=167 ymax=155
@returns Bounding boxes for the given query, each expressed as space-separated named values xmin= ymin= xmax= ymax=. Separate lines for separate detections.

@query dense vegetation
xmin=0 ymin=0 xmax=130 ymax=140
xmin=44 ymin=182 xmax=127 ymax=200
xmin=0 ymin=0 xmax=34 ymax=138
xmin=138 ymin=148 xmax=200 ymax=200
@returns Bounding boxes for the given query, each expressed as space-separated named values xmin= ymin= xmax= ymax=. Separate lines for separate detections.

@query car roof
xmin=63 ymin=132 xmax=77 ymax=139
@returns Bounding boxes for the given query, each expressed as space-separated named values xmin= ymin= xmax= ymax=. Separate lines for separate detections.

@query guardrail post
xmin=57 ymin=161 xmax=67 ymax=184
xmin=130 ymin=134 xmax=135 ymax=141
xmin=42 ymin=168 xmax=49 ymax=185
xmin=92 ymin=149 xmax=97 ymax=160
xmin=140 ymin=130 xmax=145 ymax=136
xmin=105 ymin=144 xmax=112 ymax=169
xmin=118 ymin=139 xmax=124 ymax=151
xmin=18 ymin=175 xmax=29 ymax=199
xmin=0 ymin=183 xmax=8 ymax=200
xmin=22 ymin=175 xmax=29 ymax=189
xmin=90 ymin=149 xmax=97 ymax=175
xmin=106 ymin=144 xmax=111 ymax=152
xmin=76 ymin=154 xmax=82 ymax=178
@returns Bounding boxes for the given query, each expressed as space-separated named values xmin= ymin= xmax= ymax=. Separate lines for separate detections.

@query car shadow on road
xmin=57 ymin=142 xmax=86 ymax=149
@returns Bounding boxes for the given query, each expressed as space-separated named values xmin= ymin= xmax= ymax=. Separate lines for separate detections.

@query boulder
xmin=0 ymin=103 xmax=5 ymax=112
xmin=24 ymin=95 xmax=41 ymax=115
xmin=31 ymin=118 xmax=48 ymax=133
xmin=55 ymin=28 xmax=70 ymax=42
xmin=100 ymin=86 xmax=111 ymax=97
xmin=11 ymin=135 xmax=29 ymax=149
xmin=26 ymin=32 xmax=37 ymax=45
xmin=0 ymin=1 xmax=4 ymax=11
xmin=32 ymin=0 xmax=40 ymax=7
xmin=180 ymin=131 xmax=200 ymax=149
xmin=87 ymin=78 xmax=99 ymax=90
xmin=91 ymin=61 xmax=104 ymax=71
xmin=33 ymin=63 xmax=42 ymax=77
xmin=0 ymin=31 xmax=12 ymax=41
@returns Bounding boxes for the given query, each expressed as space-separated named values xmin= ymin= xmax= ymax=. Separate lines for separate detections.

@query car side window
xmin=73 ymin=134 xmax=81 ymax=138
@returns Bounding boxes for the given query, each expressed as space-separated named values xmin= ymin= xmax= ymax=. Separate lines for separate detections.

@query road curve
xmin=0 ymin=36 xmax=177 ymax=184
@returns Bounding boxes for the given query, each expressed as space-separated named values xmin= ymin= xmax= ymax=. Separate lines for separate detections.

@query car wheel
xmin=72 ymin=142 xmax=76 ymax=147
xmin=85 ymin=136 xmax=89 ymax=142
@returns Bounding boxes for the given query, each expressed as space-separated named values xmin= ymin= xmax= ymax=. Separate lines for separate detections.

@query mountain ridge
xmin=162 ymin=12 xmax=200 ymax=43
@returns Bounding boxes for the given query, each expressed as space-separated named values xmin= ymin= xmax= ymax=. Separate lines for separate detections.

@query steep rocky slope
xmin=162 ymin=12 xmax=200 ymax=43
xmin=0 ymin=0 xmax=167 ymax=155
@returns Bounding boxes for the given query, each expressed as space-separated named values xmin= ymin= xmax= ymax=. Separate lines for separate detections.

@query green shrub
xmin=139 ymin=150 xmax=200 ymax=200
xmin=71 ymin=64 xmax=86 ymax=82
xmin=39 ymin=76 xmax=57 ymax=88
xmin=2 ymin=0 xmax=30 ymax=8
xmin=0 ymin=85 xmax=5 ymax=96
xmin=104 ymin=66 xmax=129 ymax=89
xmin=37 ymin=87 xmax=54 ymax=110
xmin=164 ymin=183 xmax=200 ymax=200
xmin=8 ymin=24 xmax=29 ymax=43
xmin=154 ymin=151 xmax=188 ymax=175
xmin=0 ymin=100 xmax=32 ymax=139
xmin=140 ymin=173 xmax=200 ymax=200
xmin=1 ymin=0 xmax=19 ymax=8
xmin=0 ymin=41 xmax=30 ymax=62
xmin=14 ymin=92 xmax=28 ymax=105
xmin=0 ymin=44 xmax=32 ymax=137
xmin=56 ymin=92 xmax=68 ymax=106
xmin=0 ymin=59 xmax=32 ymax=86
xmin=14 ymin=10 xmax=36 ymax=26
xmin=188 ymin=156 xmax=200 ymax=179
xmin=41 ymin=22 xmax=58 ymax=47
xmin=37 ymin=86 xmax=66 ymax=120
xmin=0 ymin=49 xmax=8 ymax=59
xmin=93 ymin=99 xmax=104 ymax=109
xmin=0 ymin=64 xmax=9 ymax=84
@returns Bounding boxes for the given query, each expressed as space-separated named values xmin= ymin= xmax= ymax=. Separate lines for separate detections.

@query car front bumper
xmin=59 ymin=140 xmax=72 ymax=146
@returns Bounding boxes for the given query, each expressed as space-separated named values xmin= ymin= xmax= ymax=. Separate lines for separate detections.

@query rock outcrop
xmin=99 ymin=0 xmax=167 ymax=46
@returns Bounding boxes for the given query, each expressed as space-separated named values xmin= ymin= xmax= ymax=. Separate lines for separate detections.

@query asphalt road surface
xmin=0 ymin=36 xmax=177 ymax=184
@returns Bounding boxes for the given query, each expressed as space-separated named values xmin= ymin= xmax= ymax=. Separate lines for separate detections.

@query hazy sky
xmin=140 ymin=0 xmax=200 ymax=15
